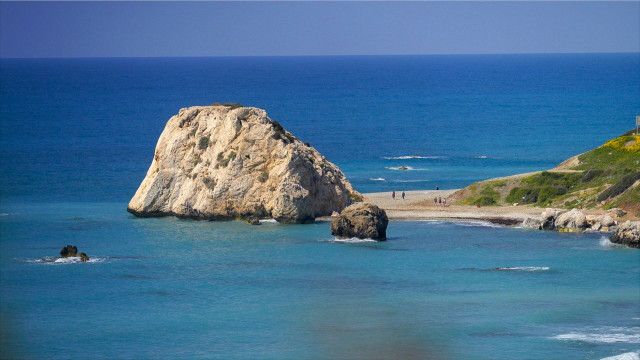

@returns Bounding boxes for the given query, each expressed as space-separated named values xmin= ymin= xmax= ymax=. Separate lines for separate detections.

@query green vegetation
xmin=457 ymin=130 xmax=640 ymax=213
xmin=462 ymin=182 xmax=502 ymax=206
xmin=505 ymin=172 xmax=580 ymax=206
xmin=198 ymin=136 xmax=210 ymax=150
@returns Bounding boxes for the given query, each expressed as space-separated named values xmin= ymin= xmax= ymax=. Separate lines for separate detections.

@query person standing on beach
xmin=402 ymin=191 xmax=405 ymax=200
xmin=392 ymin=191 xmax=396 ymax=200
xmin=434 ymin=197 xmax=438 ymax=205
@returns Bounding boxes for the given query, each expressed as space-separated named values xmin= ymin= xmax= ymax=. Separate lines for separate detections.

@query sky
xmin=0 ymin=1 xmax=639 ymax=58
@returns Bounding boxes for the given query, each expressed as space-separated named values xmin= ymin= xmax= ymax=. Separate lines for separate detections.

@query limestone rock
xmin=60 ymin=245 xmax=78 ymax=257
xmin=128 ymin=105 xmax=360 ymax=223
xmin=331 ymin=202 xmax=388 ymax=240
xmin=540 ymin=208 xmax=564 ymax=230
xmin=521 ymin=217 xmax=542 ymax=229
xmin=555 ymin=209 xmax=587 ymax=231
xmin=609 ymin=221 xmax=640 ymax=248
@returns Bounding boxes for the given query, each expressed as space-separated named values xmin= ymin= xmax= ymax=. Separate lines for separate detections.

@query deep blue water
xmin=1 ymin=54 xmax=639 ymax=359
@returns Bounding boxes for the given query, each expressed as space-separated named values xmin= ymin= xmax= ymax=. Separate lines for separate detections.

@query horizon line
xmin=1 ymin=51 xmax=639 ymax=61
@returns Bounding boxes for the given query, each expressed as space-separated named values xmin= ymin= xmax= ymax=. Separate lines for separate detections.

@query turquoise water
xmin=1 ymin=54 xmax=639 ymax=359
xmin=1 ymin=203 xmax=638 ymax=359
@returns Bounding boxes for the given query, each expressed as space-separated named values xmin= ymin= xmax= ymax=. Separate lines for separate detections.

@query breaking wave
xmin=600 ymin=236 xmax=625 ymax=248
xmin=329 ymin=237 xmax=378 ymax=244
xmin=382 ymin=155 xmax=446 ymax=160
xmin=601 ymin=351 xmax=640 ymax=360
xmin=369 ymin=177 xmax=386 ymax=182
xmin=496 ymin=266 xmax=550 ymax=272
xmin=552 ymin=327 xmax=640 ymax=344
xmin=259 ymin=218 xmax=278 ymax=224
xmin=24 ymin=256 xmax=108 ymax=265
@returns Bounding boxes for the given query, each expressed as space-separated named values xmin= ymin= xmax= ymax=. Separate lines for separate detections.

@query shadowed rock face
xmin=331 ymin=202 xmax=388 ymax=240
xmin=128 ymin=105 xmax=360 ymax=223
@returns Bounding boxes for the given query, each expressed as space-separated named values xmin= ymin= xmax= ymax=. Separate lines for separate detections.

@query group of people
xmin=391 ymin=191 xmax=405 ymax=200
xmin=434 ymin=196 xmax=447 ymax=206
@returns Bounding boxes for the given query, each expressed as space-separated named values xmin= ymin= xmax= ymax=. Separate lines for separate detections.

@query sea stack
xmin=331 ymin=202 xmax=388 ymax=240
xmin=128 ymin=104 xmax=361 ymax=223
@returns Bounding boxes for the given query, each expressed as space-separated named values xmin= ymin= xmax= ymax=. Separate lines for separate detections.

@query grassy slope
xmin=453 ymin=130 xmax=640 ymax=217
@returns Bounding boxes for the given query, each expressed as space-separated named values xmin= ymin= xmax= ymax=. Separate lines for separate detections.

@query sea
xmin=1 ymin=54 xmax=639 ymax=359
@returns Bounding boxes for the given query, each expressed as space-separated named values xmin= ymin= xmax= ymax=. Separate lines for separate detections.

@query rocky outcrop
xmin=79 ymin=253 xmax=90 ymax=262
xmin=60 ymin=245 xmax=78 ymax=257
xmin=331 ymin=202 xmax=388 ymax=240
xmin=609 ymin=221 xmax=640 ymax=248
xmin=128 ymin=105 xmax=361 ymax=223
xmin=555 ymin=209 xmax=588 ymax=232
xmin=521 ymin=217 xmax=542 ymax=229
xmin=540 ymin=208 xmax=563 ymax=230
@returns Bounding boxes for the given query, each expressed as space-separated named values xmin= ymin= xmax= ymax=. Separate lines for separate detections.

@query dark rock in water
xmin=60 ymin=245 xmax=78 ymax=257
xmin=245 ymin=217 xmax=261 ymax=225
xmin=610 ymin=221 xmax=640 ymax=248
xmin=331 ymin=202 xmax=388 ymax=240
xmin=79 ymin=253 xmax=90 ymax=262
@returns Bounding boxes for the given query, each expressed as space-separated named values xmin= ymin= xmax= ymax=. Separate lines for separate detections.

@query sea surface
xmin=1 ymin=54 xmax=639 ymax=359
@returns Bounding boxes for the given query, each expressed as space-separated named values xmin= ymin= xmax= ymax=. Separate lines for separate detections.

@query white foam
xmin=369 ymin=177 xmax=386 ymax=182
xmin=601 ymin=351 xmax=640 ymax=360
xmin=476 ymin=155 xmax=489 ymax=159
xmin=382 ymin=155 xmax=445 ymax=160
xmin=0 ymin=213 xmax=9 ymax=216
xmin=330 ymin=237 xmax=378 ymax=244
xmin=496 ymin=266 xmax=550 ymax=272
xmin=27 ymin=256 xmax=106 ymax=265
xmin=415 ymin=219 xmax=504 ymax=228
xmin=552 ymin=327 xmax=640 ymax=344
xmin=259 ymin=218 xmax=278 ymax=224
xmin=600 ymin=236 xmax=629 ymax=249
xmin=392 ymin=179 xmax=430 ymax=183
xmin=385 ymin=166 xmax=429 ymax=171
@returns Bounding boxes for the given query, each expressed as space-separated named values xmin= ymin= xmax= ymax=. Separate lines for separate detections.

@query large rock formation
xmin=128 ymin=104 xmax=360 ymax=223
xmin=331 ymin=202 xmax=388 ymax=240
xmin=610 ymin=221 xmax=640 ymax=248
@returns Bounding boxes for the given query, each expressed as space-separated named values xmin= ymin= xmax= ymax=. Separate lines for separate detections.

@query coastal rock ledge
xmin=128 ymin=104 xmax=360 ymax=223
xmin=331 ymin=202 xmax=388 ymax=240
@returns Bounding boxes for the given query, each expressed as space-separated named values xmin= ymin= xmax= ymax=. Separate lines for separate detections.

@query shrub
xmin=198 ymin=136 xmax=210 ymax=150
xmin=581 ymin=169 xmax=604 ymax=183
xmin=473 ymin=195 xmax=496 ymax=206
xmin=506 ymin=187 xmax=538 ymax=204
xmin=597 ymin=172 xmax=640 ymax=201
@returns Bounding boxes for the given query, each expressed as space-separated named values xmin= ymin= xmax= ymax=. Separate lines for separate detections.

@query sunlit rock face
xmin=128 ymin=104 xmax=360 ymax=223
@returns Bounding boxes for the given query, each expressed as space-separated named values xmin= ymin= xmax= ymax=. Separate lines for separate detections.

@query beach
xmin=363 ymin=190 xmax=541 ymax=224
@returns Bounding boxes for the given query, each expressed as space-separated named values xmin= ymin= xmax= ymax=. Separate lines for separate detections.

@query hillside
xmin=452 ymin=130 xmax=640 ymax=218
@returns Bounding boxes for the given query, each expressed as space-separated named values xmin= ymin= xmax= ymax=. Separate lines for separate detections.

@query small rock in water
xmin=79 ymin=253 xmax=90 ymax=262
xmin=245 ymin=217 xmax=261 ymax=225
xmin=521 ymin=217 xmax=542 ymax=229
xmin=331 ymin=202 xmax=388 ymax=240
xmin=60 ymin=245 xmax=78 ymax=257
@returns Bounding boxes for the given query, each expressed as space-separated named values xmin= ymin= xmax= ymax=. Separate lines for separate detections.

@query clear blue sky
xmin=1 ymin=1 xmax=639 ymax=58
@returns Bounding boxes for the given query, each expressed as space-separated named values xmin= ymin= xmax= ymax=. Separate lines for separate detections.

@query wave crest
xmin=552 ymin=327 xmax=640 ymax=344
xmin=382 ymin=155 xmax=446 ymax=160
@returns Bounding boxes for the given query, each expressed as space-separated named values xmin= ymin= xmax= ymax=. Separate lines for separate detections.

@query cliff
xmin=128 ymin=104 xmax=361 ymax=223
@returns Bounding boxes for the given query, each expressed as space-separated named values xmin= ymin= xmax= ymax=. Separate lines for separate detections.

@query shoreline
xmin=359 ymin=190 xmax=626 ymax=226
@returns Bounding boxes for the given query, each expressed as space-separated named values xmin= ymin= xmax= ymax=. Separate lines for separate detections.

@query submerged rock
xmin=609 ymin=221 xmax=640 ymax=248
xmin=79 ymin=253 xmax=90 ymax=262
xmin=331 ymin=202 xmax=388 ymax=240
xmin=128 ymin=105 xmax=360 ymax=223
xmin=555 ymin=209 xmax=588 ymax=231
xmin=60 ymin=245 xmax=78 ymax=257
